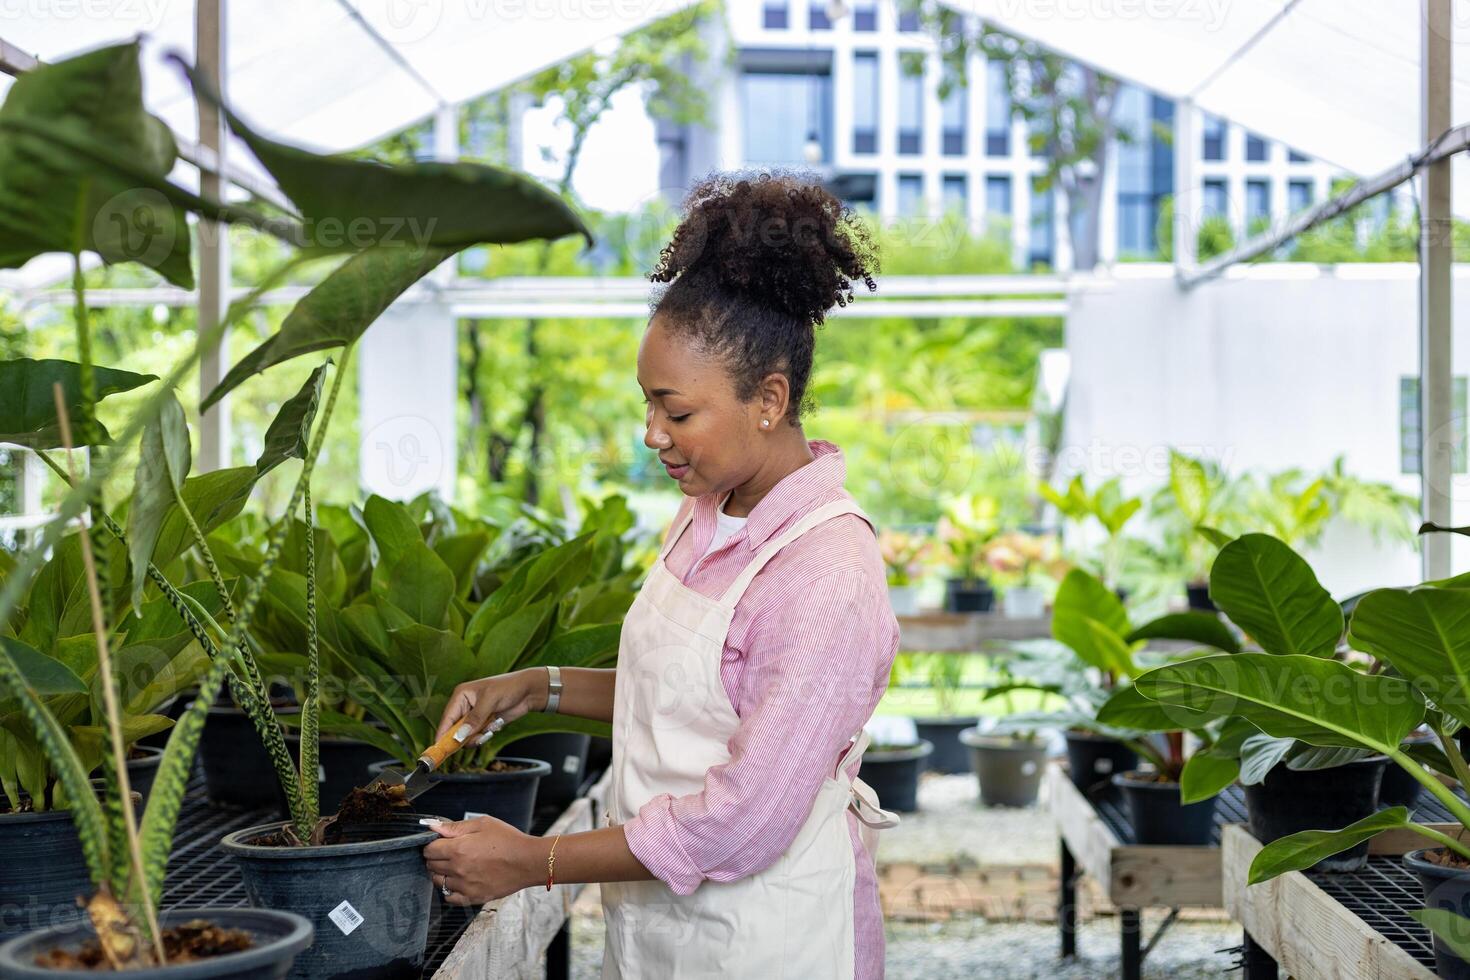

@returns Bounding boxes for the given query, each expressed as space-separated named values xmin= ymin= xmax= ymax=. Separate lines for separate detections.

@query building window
xmin=898 ymin=3 xmax=920 ymax=31
xmin=985 ymin=60 xmax=1011 ymax=156
xmin=1202 ymin=178 xmax=1229 ymax=220
xmin=762 ymin=0 xmax=788 ymax=28
xmin=1246 ymin=132 xmax=1268 ymax=163
xmin=1288 ymin=148 xmax=1309 ymax=163
xmin=1202 ymin=113 xmax=1226 ymax=161
xmin=1402 ymin=376 xmax=1468 ymax=475
xmin=1245 ymin=179 xmax=1271 ymax=231
xmin=1029 ymin=176 xmax=1054 ymax=267
xmin=852 ymin=2 xmax=876 ymax=30
xmin=898 ymin=58 xmax=923 ymax=155
xmin=1115 ymin=85 xmax=1173 ymax=257
xmin=942 ymin=174 xmax=967 ymax=216
xmin=985 ymin=175 xmax=1012 ymax=234
xmin=852 ymin=52 xmax=878 ymax=154
xmin=941 ymin=84 xmax=966 ymax=156
xmin=897 ymin=173 xmax=924 ymax=217
xmin=809 ymin=2 xmax=830 ymax=28
xmin=1288 ymin=179 xmax=1314 ymax=214
xmin=741 ymin=71 xmax=832 ymax=164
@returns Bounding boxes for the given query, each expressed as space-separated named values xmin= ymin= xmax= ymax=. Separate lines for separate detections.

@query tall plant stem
xmin=1388 ymin=747 xmax=1470 ymax=832
xmin=1408 ymin=820 xmax=1470 ymax=863
xmin=51 ymin=385 xmax=164 ymax=964
xmin=300 ymin=484 xmax=320 ymax=824
xmin=174 ymin=493 xmax=238 ymax=624
xmin=1432 ymin=720 xmax=1470 ymax=792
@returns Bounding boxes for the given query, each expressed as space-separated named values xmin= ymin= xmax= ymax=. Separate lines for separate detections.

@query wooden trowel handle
xmin=419 ymin=725 xmax=470 ymax=771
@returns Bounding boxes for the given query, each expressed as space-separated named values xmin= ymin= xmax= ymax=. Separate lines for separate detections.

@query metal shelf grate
xmin=1305 ymin=856 xmax=1438 ymax=969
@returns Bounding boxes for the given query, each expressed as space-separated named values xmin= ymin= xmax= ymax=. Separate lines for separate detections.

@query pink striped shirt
xmin=621 ymin=440 xmax=899 ymax=979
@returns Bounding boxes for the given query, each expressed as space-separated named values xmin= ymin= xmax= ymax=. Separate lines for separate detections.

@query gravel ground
xmin=876 ymin=771 xmax=1058 ymax=866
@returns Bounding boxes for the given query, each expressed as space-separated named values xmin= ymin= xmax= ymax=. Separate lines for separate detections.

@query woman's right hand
xmin=436 ymin=668 xmax=548 ymax=745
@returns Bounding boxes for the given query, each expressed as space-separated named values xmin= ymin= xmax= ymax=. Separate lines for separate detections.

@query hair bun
xmin=651 ymin=171 xmax=878 ymax=324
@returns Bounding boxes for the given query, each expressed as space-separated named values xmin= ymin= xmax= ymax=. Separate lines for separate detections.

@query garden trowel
xmin=363 ymin=717 xmax=506 ymax=802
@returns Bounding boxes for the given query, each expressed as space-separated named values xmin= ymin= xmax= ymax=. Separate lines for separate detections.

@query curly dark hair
xmin=649 ymin=172 xmax=878 ymax=422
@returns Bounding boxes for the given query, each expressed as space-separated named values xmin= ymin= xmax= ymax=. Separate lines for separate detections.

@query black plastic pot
xmin=365 ymin=758 xmax=552 ymax=832
xmin=944 ymin=578 xmax=995 ymax=613
xmin=1407 ymin=849 xmax=1470 ymax=980
xmin=201 ymin=707 xmax=299 ymax=812
xmin=1380 ymin=732 xmax=1436 ymax=813
xmin=1064 ymin=731 xmax=1139 ymax=794
xmin=139 ymin=692 xmax=194 ymax=751
xmin=127 ymin=745 xmax=165 ymax=806
xmin=282 ymin=733 xmax=394 ymax=816
xmin=1185 ymin=583 xmax=1217 ymax=612
xmin=913 ymin=717 xmax=980 ymax=775
xmin=508 ymin=732 xmax=590 ymax=812
xmin=0 ymin=907 xmax=313 ymax=980
xmin=1113 ymin=772 xmax=1217 ymax=845
xmin=858 ymin=741 xmax=934 ymax=813
xmin=960 ymin=731 xmax=1047 ymax=807
xmin=0 ymin=807 xmax=93 ymax=941
xmin=222 ymin=812 xmax=440 ymax=980
xmin=585 ymin=735 xmax=612 ymax=780
xmin=1244 ymin=756 xmax=1387 ymax=872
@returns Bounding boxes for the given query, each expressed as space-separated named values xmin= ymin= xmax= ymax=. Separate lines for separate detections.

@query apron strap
xmin=716 ymin=498 xmax=872 ymax=609
xmin=837 ymin=732 xmax=902 ymax=830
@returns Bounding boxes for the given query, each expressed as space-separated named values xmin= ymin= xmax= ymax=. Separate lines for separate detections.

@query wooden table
xmin=898 ymin=611 xmax=1052 ymax=652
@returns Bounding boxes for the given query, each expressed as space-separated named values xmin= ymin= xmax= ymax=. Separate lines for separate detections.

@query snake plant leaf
xmin=0 ymin=43 xmax=193 ymax=285
xmin=255 ymin=362 xmax=329 ymax=478
xmin=127 ymin=391 xmax=192 ymax=614
xmin=1135 ymin=653 xmax=1424 ymax=752
xmin=1126 ymin=612 xmax=1239 ymax=653
xmin=1347 ymin=586 xmax=1470 ymax=729
xmin=174 ymin=55 xmax=589 ymax=254
xmin=0 ymin=358 xmax=156 ymax=449
xmin=1209 ymin=534 xmax=1342 ymax=658
xmin=1095 ymin=683 xmax=1216 ymax=733
xmin=1238 ymin=732 xmax=1297 ymax=785
xmin=1414 ymin=908 xmax=1470 ymax=961
xmin=1248 ymin=807 xmax=1411 ymax=884
xmin=1179 ymin=749 xmax=1239 ymax=804
xmin=1052 ymin=569 xmax=1135 ymax=677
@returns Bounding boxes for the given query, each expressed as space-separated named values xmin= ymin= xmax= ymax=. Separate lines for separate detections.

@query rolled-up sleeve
xmin=622 ymin=563 xmax=896 ymax=894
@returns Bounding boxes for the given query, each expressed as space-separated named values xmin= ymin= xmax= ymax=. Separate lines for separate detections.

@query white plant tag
xmin=1021 ymin=761 xmax=1038 ymax=776
xmin=562 ymin=755 xmax=580 ymax=774
xmin=328 ymin=900 xmax=363 ymax=936
xmin=317 ymin=764 xmax=326 ymax=783
xmin=464 ymin=810 xmax=488 ymax=820
xmin=1095 ymin=758 xmax=1114 ymax=774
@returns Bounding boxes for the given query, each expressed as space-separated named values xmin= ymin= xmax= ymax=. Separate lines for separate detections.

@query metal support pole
xmin=1059 ymin=839 xmax=1077 ymax=958
xmin=545 ymin=920 xmax=571 ymax=980
xmin=196 ymin=0 xmax=231 ymax=472
xmin=1173 ymin=97 xmax=1197 ymax=275
xmin=1241 ymin=929 xmax=1279 ymax=979
xmin=1422 ymin=0 xmax=1454 ymax=580
xmin=1120 ymin=907 xmax=1142 ymax=980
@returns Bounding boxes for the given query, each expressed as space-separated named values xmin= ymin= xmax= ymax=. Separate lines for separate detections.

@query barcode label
xmin=464 ymin=810 xmax=488 ymax=820
xmin=562 ymin=755 xmax=580 ymax=774
xmin=328 ymin=900 xmax=363 ymax=936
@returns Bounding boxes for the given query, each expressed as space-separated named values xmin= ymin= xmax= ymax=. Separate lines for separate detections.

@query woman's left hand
xmin=423 ymin=816 xmax=538 ymax=906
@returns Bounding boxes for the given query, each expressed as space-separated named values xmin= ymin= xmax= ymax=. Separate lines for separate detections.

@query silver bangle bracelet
xmin=544 ymin=665 xmax=562 ymax=715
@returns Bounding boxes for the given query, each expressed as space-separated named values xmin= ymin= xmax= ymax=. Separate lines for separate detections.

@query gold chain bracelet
xmin=546 ymin=833 xmax=563 ymax=891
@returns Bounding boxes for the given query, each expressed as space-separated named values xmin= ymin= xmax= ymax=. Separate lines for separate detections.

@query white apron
xmin=601 ymin=497 xmax=901 ymax=980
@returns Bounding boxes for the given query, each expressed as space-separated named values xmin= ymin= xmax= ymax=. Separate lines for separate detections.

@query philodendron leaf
xmin=1134 ymin=653 xmax=1425 ymax=752
xmin=1052 ymin=569 xmax=1135 ymax=676
xmin=174 ymin=55 xmax=590 ymax=253
xmin=1248 ymin=807 xmax=1410 ymax=884
xmin=1348 ymin=586 xmax=1470 ymax=729
xmin=128 ymin=391 xmax=192 ymax=614
xmin=1126 ymin=612 xmax=1240 ymax=653
xmin=1209 ymin=534 xmax=1342 ymax=658
xmin=1413 ymin=908 xmax=1470 ymax=961
xmin=204 ymin=244 xmax=453 ymax=409
xmin=1096 ymin=684 xmax=1216 ymax=733
xmin=1179 ymin=749 xmax=1238 ymax=804
xmin=255 ymin=362 xmax=328 ymax=478
xmin=1286 ymin=744 xmax=1378 ymax=771
xmin=0 ymin=358 xmax=156 ymax=448
xmin=0 ymin=43 xmax=193 ymax=285
xmin=1238 ymin=732 xmax=1296 ymax=785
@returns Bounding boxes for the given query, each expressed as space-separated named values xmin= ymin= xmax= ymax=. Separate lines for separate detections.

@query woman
xmin=425 ymin=173 xmax=901 ymax=979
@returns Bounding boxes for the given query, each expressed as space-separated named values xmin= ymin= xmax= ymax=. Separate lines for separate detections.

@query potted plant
xmin=961 ymin=655 xmax=1051 ymax=807
xmin=1039 ymin=475 xmax=1141 ymax=593
xmin=1149 ymin=452 xmax=1242 ymax=611
xmin=936 ymin=495 xmax=1001 ymax=613
xmin=983 ymin=530 xmax=1065 ymax=619
xmin=903 ymin=652 xmax=977 ymax=775
xmin=856 ymin=734 xmax=934 ymax=814
xmin=878 ymin=528 xmax=929 ymax=617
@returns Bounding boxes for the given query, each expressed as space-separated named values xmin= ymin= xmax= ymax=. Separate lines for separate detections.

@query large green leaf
xmin=0 ymin=43 xmax=193 ymax=285
xmin=1248 ymin=807 xmax=1410 ymax=884
xmin=1095 ymin=683 xmax=1216 ymax=733
xmin=0 ymin=636 xmax=86 ymax=695
xmin=1179 ymin=750 xmax=1239 ymax=804
xmin=254 ymin=362 xmax=328 ymax=478
xmin=519 ymin=622 xmax=622 ymax=672
xmin=433 ymin=530 xmax=492 ymax=599
xmin=363 ymin=495 xmax=424 ymax=573
xmin=1209 ymin=534 xmax=1342 ymax=658
xmin=475 ymin=596 xmax=557 ymax=676
xmin=0 ymin=358 xmax=156 ymax=448
xmin=146 ymin=467 xmax=257 ymax=576
xmin=1238 ymin=732 xmax=1296 ymax=785
xmin=127 ymin=391 xmax=191 ymax=613
xmin=1051 ymin=568 xmax=1134 ymax=676
xmin=1135 ymin=653 xmax=1424 ymax=752
xmin=1348 ymin=586 xmax=1470 ymax=728
xmin=383 ymin=545 xmax=456 ymax=630
xmin=177 ymin=55 xmax=588 ymax=254
xmin=1126 ymin=612 xmax=1240 ymax=653
xmin=1413 ymin=909 xmax=1470 ymax=961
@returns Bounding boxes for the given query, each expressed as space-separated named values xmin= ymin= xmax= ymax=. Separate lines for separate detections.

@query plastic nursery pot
xmin=1243 ymin=755 xmax=1387 ymax=872
xmin=1184 ymin=582 xmax=1217 ymax=613
xmin=201 ymin=706 xmax=299 ymax=812
xmin=508 ymin=733 xmax=591 ymax=813
xmin=126 ymin=745 xmax=165 ymax=807
xmin=960 ymin=731 xmax=1048 ymax=808
xmin=1379 ymin=731 xmax=1437 ymax=813
xmin=1112 ymin=771 xmax=1217 ymax=845
xmin=886 ymin=584 xmax=921 ymax=617
xmin=0 ymin=907 xmax=313 ymax=980
xmin=221 ymin=813 xmax=440 ymax=980
xmin=365 ymin=758 xmax=552 ymax=832
xmin=858 ymin=741 xmax=934 ymax=814
xmin=943 ymin=578 xmax=995 ymax=614
xmin=1002 ymin=586 xmax=1047 ymax=619
xmin=1063 ymin=731 xmax=1139 ymax=794
xmin=282 ymin=733 xmax=395 ymax=816
xmin=913 ymin=717 xmax=981 ymax=775
xmin=1406 ymin=849 xmax=1470 ymax=980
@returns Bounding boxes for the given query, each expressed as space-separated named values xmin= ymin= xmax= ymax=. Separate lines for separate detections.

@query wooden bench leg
xmin=1241 ymin=929 xmax=1278 ymax=980
xmin=1060 ymin=839 xmax=1078 ymax=958
xmin=1120 ymin=908 xmax=1142 ymax=980
xmin=546 ymin=920 xmax=570 ymax=980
